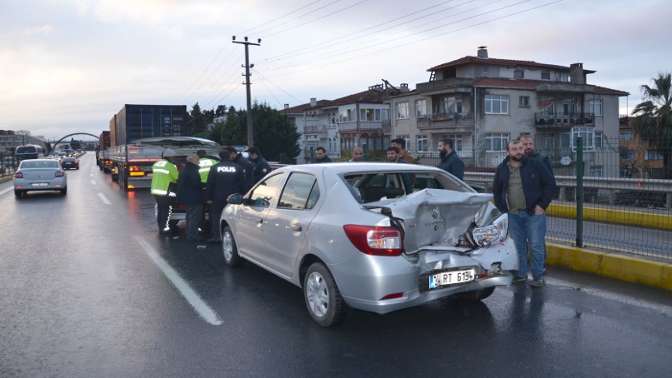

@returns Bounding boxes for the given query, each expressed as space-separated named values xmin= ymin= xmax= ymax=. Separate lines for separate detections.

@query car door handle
xmin=290 ymin=220 xmax=302 ymax=232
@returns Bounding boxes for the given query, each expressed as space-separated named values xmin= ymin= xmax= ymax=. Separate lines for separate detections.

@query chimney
xmin=570 ymin=63 xmax=585 ymax=85
xmin=477 ymin=46 xmax=488 ymax=59
xmin=310 ymin=97 xmax=317 ymax=107
xmin=399 ymin=83 xmax=409 ymax=92
xmin=284 ymin=104 xmax=289 ymax=110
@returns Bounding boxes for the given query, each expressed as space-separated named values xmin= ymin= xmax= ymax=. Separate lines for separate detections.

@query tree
xmin=188 ymin=102 xmax=207 ymax=136
xmin=631 ymin=73 xmax=672 ymax=178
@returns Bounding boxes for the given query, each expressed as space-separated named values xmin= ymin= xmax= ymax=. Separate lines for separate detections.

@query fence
xmin=0 ymin=152 xmax=18 ymax=178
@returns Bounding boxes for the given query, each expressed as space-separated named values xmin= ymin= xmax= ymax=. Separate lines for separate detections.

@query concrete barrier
xmin=546 ymin=203 xmax=672 ymax=231
xmin=546 ymin=242 xmax=672 ymax=291
xmin=0 ymin=176 xmax=12 ymax=185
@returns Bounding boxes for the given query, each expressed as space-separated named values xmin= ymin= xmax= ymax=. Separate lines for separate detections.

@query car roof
xmin=20 ymin=159 xmax=58 ymax=162
xmin=273 ymin=162 xmax=443 ymax=176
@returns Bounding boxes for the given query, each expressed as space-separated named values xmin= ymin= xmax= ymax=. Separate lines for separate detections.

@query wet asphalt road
xmin=1 ymin=154 xmax=671 ymax=378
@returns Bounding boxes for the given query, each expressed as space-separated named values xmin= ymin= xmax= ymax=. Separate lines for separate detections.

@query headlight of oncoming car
xmin=471 ymin=214 xmax=508 ymax=247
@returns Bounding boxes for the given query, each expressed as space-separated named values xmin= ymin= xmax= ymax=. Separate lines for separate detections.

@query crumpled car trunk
xmin=367 ymin=189 xmax=495 ymax=253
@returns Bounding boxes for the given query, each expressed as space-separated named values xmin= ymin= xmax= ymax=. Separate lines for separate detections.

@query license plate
xmin=428 ymin=268 xmax=476 ymax=290
xmin=32 ymin=183 xmax=48 ymax=187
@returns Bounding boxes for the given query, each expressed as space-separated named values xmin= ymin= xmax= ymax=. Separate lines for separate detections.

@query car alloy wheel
xmin=306 ymin=272 xmax=329 ymax=318
xmin=221 ymin=226 xmax=241 ymax=267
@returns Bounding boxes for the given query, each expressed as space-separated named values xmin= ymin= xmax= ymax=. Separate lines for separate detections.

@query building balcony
xmin=417 ymin=113 xmax=474 ymax=132
xmin=303 ymin=125 xmax=327 ymax=135
xmin=337 ymin=120 xmax=388 ymax=134
xmin=416 ymin=78 xmax=474 ymax=93
xmin=535 ymin=112 xmax=594 ymax=129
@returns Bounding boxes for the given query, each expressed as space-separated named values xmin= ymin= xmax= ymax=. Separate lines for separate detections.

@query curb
xmin=547 ymin=203 xmax=672 ymax=231
xmin=546 ymin=242 xmax=672 ymax=291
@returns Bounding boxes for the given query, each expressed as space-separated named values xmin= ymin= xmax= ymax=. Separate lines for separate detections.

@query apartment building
xmin=387 ymin=47 xmax=628 ymax=175
xmin=619 ymin=116 xmax=665 ymax=178
xmin=0 ymin=130 xmax=47 ymax=154
xmin=283 ymin=82 xmax=401 ymax=163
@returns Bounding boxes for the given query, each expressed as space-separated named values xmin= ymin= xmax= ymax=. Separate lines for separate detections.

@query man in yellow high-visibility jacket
xmin=197 ymin=150 xmax=219 ymax=185
xmin=151 ymin=150 xmax=180 ymax=234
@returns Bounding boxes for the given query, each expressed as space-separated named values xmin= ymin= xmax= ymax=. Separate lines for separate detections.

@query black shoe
xmin=512 ymin=276 xmax=527 ymax=284
xmin=528 ymin=279 xmax=546 ymax=288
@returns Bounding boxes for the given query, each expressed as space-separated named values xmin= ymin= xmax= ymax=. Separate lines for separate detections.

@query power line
xmin=264 ymin=0 xmax=371 ymax=37
xmin=252 ymin=68 xmax=302 ymax=103
xmin=267 ymin=0 xmax=531 ymax=75
xmin=253 ymin=0 xmax=344 ymax=35
xmin=243 ymin=0 xmax=324 ymax=34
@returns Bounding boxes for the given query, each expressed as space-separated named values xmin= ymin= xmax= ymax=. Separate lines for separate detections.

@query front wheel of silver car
xmin=303 ymin=263 xmax=346 ymax=327
xmin=221 ymin=226 xmax=241 ymax=267
xmin=459 ymin=286 xmax=495 ymax=301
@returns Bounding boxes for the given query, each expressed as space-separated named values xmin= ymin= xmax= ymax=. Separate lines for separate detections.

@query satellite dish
xmin=560 ymin=156 xmax=572 ymax=166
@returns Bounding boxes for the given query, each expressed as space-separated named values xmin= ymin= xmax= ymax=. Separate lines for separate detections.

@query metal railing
xmin=0 ymin=152 xmax=18 ymax=178
xmin=535 ymin=112 xmax=594 ymax=128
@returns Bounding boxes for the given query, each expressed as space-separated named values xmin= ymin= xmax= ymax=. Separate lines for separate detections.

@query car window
xmin=278 ymin=173 xmax=318 ymax=210
xmin=20 ymin=161 xmax=59 ymax=169
xmin=306 ymin=181 xmax=320 ymax=209
xmin=344 ymin=171 xmax=468 ymax=204
xmin=248 ymin=174 xmax=285 ymax=208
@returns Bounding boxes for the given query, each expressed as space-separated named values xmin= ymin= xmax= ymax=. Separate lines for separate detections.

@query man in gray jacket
xmin=437 ymin=139 xmax=464 ymax=180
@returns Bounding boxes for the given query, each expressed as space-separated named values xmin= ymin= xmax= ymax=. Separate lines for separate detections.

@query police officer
xmin=151 ymin=150 xmax=179 ymax=234
xmin=246 ymin=147 xmax=271 ymax=184
xmin=205 ymin=146 xmax=246 ymax=242
xmin=233 ymin=150 xmax=255 ymax=193
xmin=197 ymin=149 xmax=219 ymax=186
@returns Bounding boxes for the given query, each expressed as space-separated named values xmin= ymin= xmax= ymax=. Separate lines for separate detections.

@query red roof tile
xmin=428 ymin=56 xmax=596 ymax=74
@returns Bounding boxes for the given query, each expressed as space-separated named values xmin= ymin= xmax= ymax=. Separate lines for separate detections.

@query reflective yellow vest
xmin=151 ymin=160 xmax=179 ymax=196
xmin=198 ymin=157 xmax=219 ymax=184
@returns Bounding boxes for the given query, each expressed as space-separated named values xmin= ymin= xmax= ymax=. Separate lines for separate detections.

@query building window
xmin=484 ymin=95 xmax=509 ymax=114
xmin=519 ymin=96 xmax=530 ymax=108
xmin=415 ymin=99 xmax=427 ymax=118
xmin=620 ymin=149 xmax=634 ymax=160
xmin=416 ymin=134 xmax=429 ymax=153
xmin=595 ymin=131 xmax=603 ymax=149
xmin=374 ymin=109 xmax=381 ymax=121
xmin=589 ymin=99 xmax=603 ymax=116
xmin=590 ymin=166 xmax=603 ymax=177
xmin=541 ymin=71 xmax=551 ymax=80
xmin=485 ymin=133 xmax=509 ymax=152
xmin=571 ymin=127 xmax=595 ymax=150
xmin=514 ymin=69 xmax=524 ymax=79
xmin=620 ymin=130 xmax=633 ymax=142
xmin=396 ymin=102 xmax=409 ymax=120
xmin=360 ymin=108 xmax=375 ymax=121
xmin=645 ymin=150 xmax=664 ymax=161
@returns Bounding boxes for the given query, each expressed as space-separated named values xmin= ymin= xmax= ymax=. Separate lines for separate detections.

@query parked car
xmin=13 ymin=159 xmax=67 ymax=198
xmin=61 ymin=156 xmax=79 ymax=170
xmin=220 ymin=163 xmax=517 ymax=327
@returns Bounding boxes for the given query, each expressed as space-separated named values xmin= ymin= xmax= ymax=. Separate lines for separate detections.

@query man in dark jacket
xmin=206 ymin=147 xmax=246 ymax=242
xmin=520 ymin=133 xmax=553 ymax=175
xmin=493 ymin=139 xmax=557 ymax=287
xmin=313 ymin=146 xmax=332 ymax=163
xmin=233 ymin=150 xmax=255 ymax=193
xmin=246 ymin=147 xmax=271 ymax=183
xmin=437 ymin=138 xmax=464 ymax=180
xmin=177 ymin=154 xmax=204 ymax=242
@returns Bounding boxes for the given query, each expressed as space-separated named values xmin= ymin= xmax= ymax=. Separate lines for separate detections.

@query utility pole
xmin=232 ymin=35 xmax=261 ymax=147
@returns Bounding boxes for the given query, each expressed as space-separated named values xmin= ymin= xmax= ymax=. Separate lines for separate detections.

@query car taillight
xmin=129 ymin=165 xmax=141 ymax=172
xmin=55 ymin=170 xmax=64 ymax=177
xmin=15 ymin=171 xmax=23 ymax=178
xmin=343 ymin=225 xmax=403 ymax=256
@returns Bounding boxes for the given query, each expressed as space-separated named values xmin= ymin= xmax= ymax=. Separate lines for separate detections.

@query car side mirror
xmin=227 ymin=193 xmax=244 ymax=205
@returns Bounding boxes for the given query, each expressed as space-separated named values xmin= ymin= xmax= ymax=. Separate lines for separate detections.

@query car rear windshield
xmin=343 ymin=171 xmax=469 ymax=204
xmin=20 ymin=160 xmax=59 ymax=169
xmin=16 ymin=146 xmax=36 ymax=154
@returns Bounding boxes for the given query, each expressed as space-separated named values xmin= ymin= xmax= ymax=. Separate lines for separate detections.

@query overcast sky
xmin=1 ymin=0 xmax=670 ymax=138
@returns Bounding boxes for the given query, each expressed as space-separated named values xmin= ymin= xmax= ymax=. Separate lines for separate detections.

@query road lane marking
xmin=97 ymin=192 xmax=111 ymax=205
xmin=134 ymin=236 xmax=223 ymax=326
xmin=90 ymin=180 xmax=96 ymax=186
xmin=0 ymin=187 xmax=13 ymax=196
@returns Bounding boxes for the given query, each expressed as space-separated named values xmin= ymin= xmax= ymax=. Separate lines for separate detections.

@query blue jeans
xmin=508 ymin=211 xmax=547 ymax=280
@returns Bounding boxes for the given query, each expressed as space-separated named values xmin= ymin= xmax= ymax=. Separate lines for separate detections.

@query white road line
xmin=97 ymin=192 xmax=111 ymax=205
xmin=134 ymin=236 xmax=223 ymax=326
xmin=0 ymin=187 xmax=13 ymax=196
xmin=90 ymin=180 xmax=96 ymax=186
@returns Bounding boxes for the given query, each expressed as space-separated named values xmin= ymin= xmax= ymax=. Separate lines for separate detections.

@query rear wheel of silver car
xmin=221 ymin=226 xmax=241 ymax=267
xmin=60 ymin=188 xmax=67 ymax=196
xmin=459 ymin=286 xmax=495 ymax=301
xmin=14 ymin=190 xmax=23 ymax=199
xmin=303 ymin=263 xmax=346 ymax=327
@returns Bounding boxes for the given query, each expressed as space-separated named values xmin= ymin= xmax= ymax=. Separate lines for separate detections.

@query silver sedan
xmin=221 ymin=163 xmax=517 ymax=327
xmin=13 ymin=159 xmax=68 ymax=198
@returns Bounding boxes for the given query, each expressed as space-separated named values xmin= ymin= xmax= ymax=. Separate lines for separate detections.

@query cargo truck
xmin=96 ymin=131 xmax=112 ymax=172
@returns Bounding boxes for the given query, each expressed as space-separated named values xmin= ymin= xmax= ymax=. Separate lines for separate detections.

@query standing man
xmin=233 ymin=149 xmax=255 ymax=193
xmin=206 ymin=146 xmax=246 ymax=242
xmin=391 ymin=138 xmax=416 ymax=163
xmin=386 ymin=146 xmax=406 ymax=163
xmin=492 ymin=139 xmax=556 ymax=287
xmin=437 ymin=138 xmax=464 ymax=180
xmin=197 ymin=150 xmax=219 ymax=186
xmin=177 ymin=154 xmax=204 ymax=242
xmin=151 ymin=150 xmax=179 ymax=235
xmin=350 ymin=146 xmax=365 ymax=162
xmin=313 ymin=146 xmax=332 ymax=163
xmin=519 ymin=133 xmax=553 ymax=175
xmin=246 ymin=147 xmax=271 ymax=183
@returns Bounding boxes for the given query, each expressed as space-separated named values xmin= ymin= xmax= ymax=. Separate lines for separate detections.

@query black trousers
xmin=154 ymin=195 xmax=177 ymax=233
xmin=186 ymin=204 xmax=203 ymax=241
xmin=209 ymin=202 xmax=226 ymax=241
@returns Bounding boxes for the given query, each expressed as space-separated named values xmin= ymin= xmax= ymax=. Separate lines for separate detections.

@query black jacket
xmin=250 ymin=157 xmax=271 ymax=183
xmin=438 ymin=151 xmax=465 ymax=180
xmin=528 ymin=151 xmax=554 ymax=176
xmin=234 ymin=155 xmax=255 ymax=192
xmin=205 ymin=160 xmax=246 ymax=204
xmin=492 ymin=156 xmax=557 ymax=214
xmin=176 ymin=162 xmax=203 ymax=206
xmin=314 ymin=155 xmax=332 ymax=163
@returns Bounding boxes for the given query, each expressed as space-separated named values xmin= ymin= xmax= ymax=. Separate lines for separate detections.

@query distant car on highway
xmin=13 ymin=159 xmax=67 ymax=198
xmin=61 ymin=156 xmax=79 ymax=170
xmin=220 ymin=163 xmax=517 ymax=327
